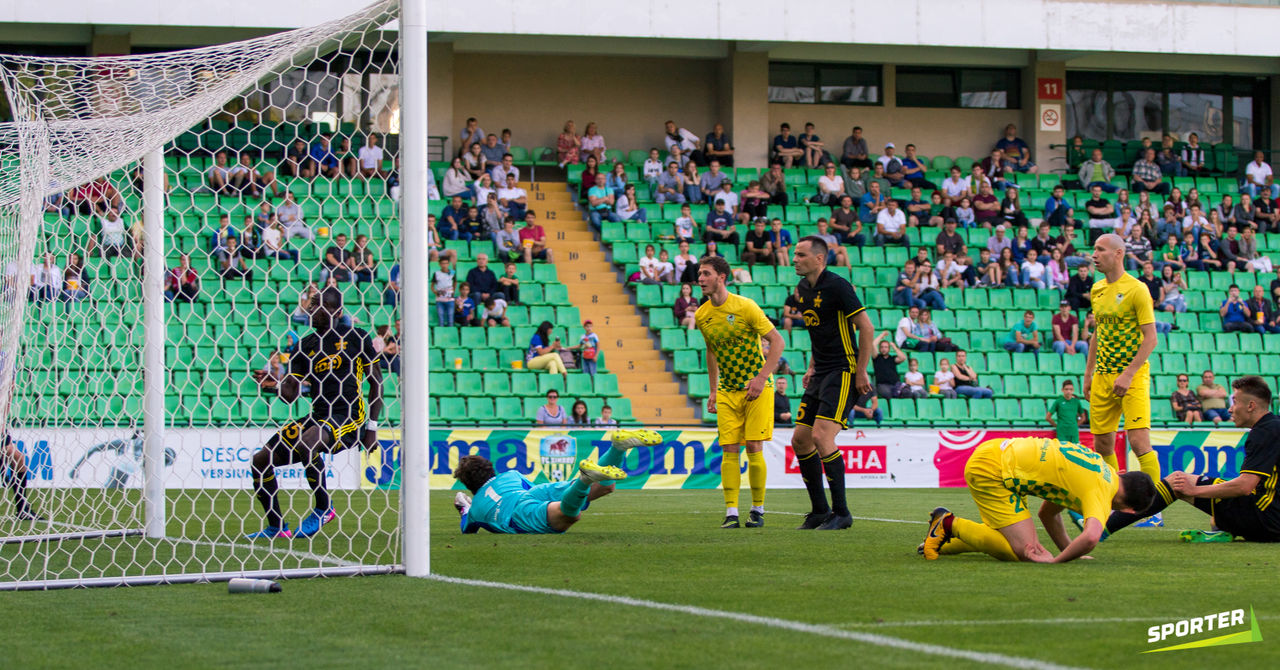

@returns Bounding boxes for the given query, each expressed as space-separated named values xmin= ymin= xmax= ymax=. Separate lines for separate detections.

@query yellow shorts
xmin=715 ymin=388 xmax=774 ymax=446
xmin=1089 ymin=369 xmax=1151 ymax=434
xmin=964 ymin=440 xmax=1029 ymax=530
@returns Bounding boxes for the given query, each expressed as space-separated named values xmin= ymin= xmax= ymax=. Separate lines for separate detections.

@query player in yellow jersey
xmin=920 ymin=437 xmax=1156 ymax=563
xmin=695 ymin=256 xmax=785 ymax=529
xmin=1080 ymin=233 xmax=1171 ymax=525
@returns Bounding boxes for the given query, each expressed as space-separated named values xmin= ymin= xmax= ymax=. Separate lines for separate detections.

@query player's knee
xmin=250 ymin=449 xmax=272 ymax=473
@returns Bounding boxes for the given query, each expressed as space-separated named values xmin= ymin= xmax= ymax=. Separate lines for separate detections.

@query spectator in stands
xmin=585 ymin=173 xmax=617 ymax=232
xmin=61 ymin=252 xmax=89 ymax=302
xmin=933 ymin=218 xmax=962 ymax=258
xmin=488 ymin=216 xmax=520 ymax=264
xmin=797 ymin=123 xmax=829 ymax=168
xmin=1022 ymin=248 xmax=1048 ymax=289
xmin=975 ymin=248 xmax=1001 ymax=286
xmin=605 ymin=162 xmax=629 ymax=198
xmin=97 ymin=207 xmax=128 ymax=259
xmin=903 ymin=358 xmax=928 ymax=398
xmin=382 ymin=264 xmax=400 ymax=306
xmin=491 ymin=153 xmax=519 ymax=188
xmin=1051 ymin=300 xmax=1087 ymax=354
xmin=205 ymin=150 xmax=233 ymax=195
xmin=1221 ymin=284 xmax=1255 ymax=334
xmin=812 ymin=163 xmax=845 ymax=207
xmin=275 ymin=193 xmax=312 ymax=241
xmin=829 ymin=195 xmax=865 ymax=247
xmin=703 ymin=240 xmax=724 ymax=260
xmin=1155 ymin=265 xmax=1188 ymax=315
xmin=666 ymin=144 xmax=689 ymax=170
xmin=27 ymin=253 xmax=60 ymax=302
xmin=1234 ymin=194 xmax=1257 ymax=231
xmin=527 ymin=321 xmax=569 ymax=381
xmin=1002 ymin=310 xmax=1041 ymax=354
xmin=1083 ymin=185 xmax=1117 ymax=237
xmin=480 ymin=294 xmax=509 ymax=328
xmin=577 ymin=122 xmax=606 ymax=164
xmin=1170 ymin=374 xmax=1204 ymax=426
xmin=164 ymin=254 xmax=198 ymax=303
xmin=771 ymin=123 xmax=803 ymax=167
xmin=999 ymin=187 xmax=1029 ymax=229
xmin=613 ymin=184 xmax=645 ymax=224
xmin=903 ymin=187 xmax=930 ymax=227
xmin=498 ymin=261 xmax=520 ymax=304
xmin=1246 ymin=284 xmax=1280 ymax=334
xmin=1124 ymin=224 xmax=1153 ymax=270
xmin=281 ymin=138 xmax=313 ymax=178
xmin=1198 ymin=232 xmax=1227 ymax=271
xmin=458 ymin=117 xmax=484 ymax=157
xmin=1239 ymin=227 xmax=1274 ymax=273
xmin=563 ymin=399 xmax=589 ymax=428
xmin=637 ymin=245 xmax=666 ymax=284
xmin=260 ymin=218 xmax=298 ymax=262
xmin=840 ymin=126 xmax=871 ymax=169
xmin=703 ymin=123 xmax=734 ymax=166
xmin=932 ymin=358 xmax=958 ymax=399
xmin=939 ymin=166 xmax=969 ymax=206
xmin=555 ymin=120 xmax=581 ymax=167
xmin=1272 ymin=267 xmax=1280 ymax=307
xmin=655 ymin=161 xmax=686 ymax=205
xmin=703 ymin=200 xmax=739 ymax=247
xmin=1046 ymin=247 xmax=1069 ymax=287
xmin=1078 ymin=148 xmax=1118 ymax=193
xmin=741 ymin=219 xmax=773 ymax=268
xmin=1255 ymin=187 xmax=1277 ymax=233
xmin=914 ymin=261 xmax=948 ymax=310
xmin=670 ymin=240 xmax=696 ymax=284
xmin=760 ymin=162 xmax=788 ymax=206
xmin=663 ymin=120 xmax=704 ymax=164
xmin=252 ymin=152 xmax=284 ymax=198
xmin=812 ymin=219 xmax=850 ymax=267
xmin=953 ymin=196 xmax=975 ymax=227
xmin=984 ymin=223 xmax=1010 ymax=259
xmin=497 ymin=171 xmax=528 ymax=222
xmin=896 ymin=144 xmax=932 ymax=189
xmin=673 ymin=281 xmax=699 ymax=330
xmin=569 ymin=320 xmax=601 ymax=377
xmin=875 ymin=197 xmax=909 ymax=251
xmin=441 ymin=157 xmax=471 ymax=200
xmin=641 ymin=147 xmax=664 ymax=199
xmin=994 ymin=124 xmax=1036 ymax=173
xmin=219 ymin=236 xmax=252 ymax=282
xmin=768 ymin=218 xmax=793 ymax=266
xmin=535 ymin=389 xmax=568 ymax=426
xmin=222 ymin=153 xmax=257 ymax=198
xmin=463 ymin=141 xmax=488 ymax=180
xmin=433 ymin=258 xmax=456 ymax=326
xmin=441 ymin=195 xmax=471 ymax=241
xmin=347 ymin=235 xmax=375 ymax=283
xmin=872 ymin=334 xmax=908 ymax=399
xmin=1010 ymin=224 xmax=1033 ymax=264
xmin=513 ymin=212 xmax=553 ymax=265
xmin=321 ymin=233 xmax=352 ymax=282
xmin=1181 ymin=133 xmax=1207 ymax=176
xmin=667 ymin=205 xmax=696 ymax=245
xmin=453 ymin=282 xmax=479 ymax=327
xmin=72 ymin=177 xmax=123 ymax=216
xmin=309 ymin=134 xmax=340 ymax=178
xmin=972 ymin=182 xmax=1001 ymax=227
xmin=1196 ymin=369 xmax=1230 ymax=425
xmin=699 ymin=160 xmax=730 ymax=202
xmin=996 ymin=247 xmax=1024 ymax=288
xmin=979 ymin=149 xmax=1009 ymax=191
xmin=916 ymin=306 xmax=951 ymax=350
xmin=712 ymin=180 xmax=740 ymax=217
xmin=1131 ymin=148 xmax=1170 ymax=195
xmin=952 ymin=349 xmax=994 ymax=399
xmin=209 ymin=214 xmax=238 ymax=266
xmin=763 ymin=375 xmax=793 ymax=426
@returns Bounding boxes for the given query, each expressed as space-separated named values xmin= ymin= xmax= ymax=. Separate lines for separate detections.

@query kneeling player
xmin=247 ymin=287 xmax=383 ymax=539
xmin=2 ymin=429 xmax=44 ymax=521
xmin=453 ymin=429 xmax=661 ymax=534
xmin=921 ymin=436 xmax=1156 ymax=563
xmin=1103 ymin=376 xmax=1279 ymax=543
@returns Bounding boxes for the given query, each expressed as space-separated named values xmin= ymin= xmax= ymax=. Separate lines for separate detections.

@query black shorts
xmin=272 ymin=413 xmax=365 ymax=454
xmin=1191 ymin=477 xmax=1280 ymax=542
xmin=795 ymin=369 xmax=855 ymax=429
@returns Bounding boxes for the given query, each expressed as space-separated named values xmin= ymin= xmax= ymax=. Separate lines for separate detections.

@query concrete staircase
xmin=527 ymin=181 xmax=696 ymax=425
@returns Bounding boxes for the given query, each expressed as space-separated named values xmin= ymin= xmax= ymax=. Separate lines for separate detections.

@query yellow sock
xmin=721 ymin=452 xmax=741 ymax=509
xmin=746 ymin=451 xmax=767 ymax=508
xmin=939 ymin=538 xmax=979 ymax=555
xmin=1102 ymin=451 xmax=1119 ymax=473
xmin=952 ymin=518 xmax=1019 ymax=562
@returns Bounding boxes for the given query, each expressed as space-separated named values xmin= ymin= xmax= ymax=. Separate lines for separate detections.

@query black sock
xmin=795 ymin=450 xmax=830 ymax=515
xmin=6 ymin=470 xmax=30 ymax=515
xmin=305 ymin=457 xmax=330 ymax=512
xmin=1106 ymin=479 xmax=1174 ymax=534
xmin=821 ymin=451 xmax=849 ymax=516
xmin=253 ymin=467 xmax=283 ymax=528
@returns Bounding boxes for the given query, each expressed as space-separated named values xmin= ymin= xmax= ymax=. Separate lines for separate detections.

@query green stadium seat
xmin=495 ymin=397 xmax=524 ymax=418
xmin=472 ymin=349 xmax=501 ymax=371
xmin=512 ymin=373 xmax=540 ymax=397
xmin=482 ymin=372 xmax=511 ymax=395
xmin=467 ymin=398 xmax=495 ymax=421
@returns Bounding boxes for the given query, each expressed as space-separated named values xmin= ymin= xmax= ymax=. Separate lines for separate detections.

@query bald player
xmin=1078 ymin=233 xmax=1169 ymax=526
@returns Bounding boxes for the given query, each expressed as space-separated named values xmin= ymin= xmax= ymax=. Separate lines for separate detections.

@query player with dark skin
xmin=248 ymin=288 xmax=383 ymax=538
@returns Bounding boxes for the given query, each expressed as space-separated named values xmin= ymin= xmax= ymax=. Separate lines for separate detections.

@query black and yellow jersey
xmin=794 ymin=269 xmax=866 ymax=374
xmin=290 ymin=324 xmax=378 ymax=419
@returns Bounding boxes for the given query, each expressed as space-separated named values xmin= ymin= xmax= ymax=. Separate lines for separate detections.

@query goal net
xmin=0 ymin=0 xmax=408 ymax=589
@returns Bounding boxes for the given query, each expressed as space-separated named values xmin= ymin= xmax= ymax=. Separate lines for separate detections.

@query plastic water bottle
xmin=228 ymin=578 xmax=281 ymax=593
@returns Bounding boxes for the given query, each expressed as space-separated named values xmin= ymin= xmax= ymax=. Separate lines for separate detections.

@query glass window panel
xmin=1169 ymin=92 xmax=1224 ymax=144
xmin=818 ymin=66 xmax=879 ymax=104
xmin=1233 ymin=96 xmax=1253 ymax=149
xmin=1110 ymin=90 xmax=1162 ymax=141
xmin=896 ymin=69 xmax=955 ymax=108
xmin=1066 ymin=88 xmax=1108 ymax=140
xmin=959 ymin=70 xmax=1016 ymax=109
xmin=768 ymin=63 xmax=815 ymax=104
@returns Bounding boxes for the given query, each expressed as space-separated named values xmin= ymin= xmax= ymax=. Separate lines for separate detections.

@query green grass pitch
xmin=3 ymin=488 xmax=1277 ymax=669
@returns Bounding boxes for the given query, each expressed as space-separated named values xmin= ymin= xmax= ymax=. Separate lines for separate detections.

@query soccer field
xmin=4 ymin=488 xmax=1275 ymax=669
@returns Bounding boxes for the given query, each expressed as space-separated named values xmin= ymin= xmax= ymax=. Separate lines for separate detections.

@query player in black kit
xmin=1102 ymin=375 xmax=1280 ymax=543
xmin=790 ymin=236 xmax=874 ymax=530
xmin=247 ymin=287 xmax=383 ymax=539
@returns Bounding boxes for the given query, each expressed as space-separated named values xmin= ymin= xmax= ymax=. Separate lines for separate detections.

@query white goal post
xmin=0 ymin=0 xmax=429 ymax=590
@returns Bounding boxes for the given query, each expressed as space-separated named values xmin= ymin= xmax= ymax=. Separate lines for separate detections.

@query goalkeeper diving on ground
xmin=452 ymin=429 xmax=662 ymax=534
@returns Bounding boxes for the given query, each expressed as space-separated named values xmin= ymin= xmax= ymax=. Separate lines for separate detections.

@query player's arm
xmin=1037 ymin=500 xmax=1073 ymax=552
xmin=1170 ymin=471 xmax=1260 ymax=499
xmin=705 ymin=346 xmax=719 ymax=414
xmin=460 ymin=511 xmax=481 ymax=534
xmin=1045 ymin=402 xmax=1057 ymax=428
xmin=853 ymin=310 xmax=875 ymax=395
xmin=1083 ymin=320 xmax=1098 ymax=397
xmin=1053 ymin=514 xmax=1102 ymax=563
xmin=746 ymin=328 xmax=784 ymax=401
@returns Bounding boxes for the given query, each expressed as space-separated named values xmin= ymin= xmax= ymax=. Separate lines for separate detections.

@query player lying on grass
xmin=452 ymin=429 xmax=662 ymax=534
xmin=921 ymin=436 xmax=1156 ymax=563
xmin=1091 ymin=375 xmax=1279 ymax=543
xmin=247 ymin=287 xmax=383 ymax=540
xmin=1 ymin=429 xmax=45 ymax=521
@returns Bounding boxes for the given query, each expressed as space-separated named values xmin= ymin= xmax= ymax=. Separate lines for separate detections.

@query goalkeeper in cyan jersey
xmin=248 ymin=287 xmax=383 ymax=539
xmin=453 ymin=429 xmax=662 ymax=534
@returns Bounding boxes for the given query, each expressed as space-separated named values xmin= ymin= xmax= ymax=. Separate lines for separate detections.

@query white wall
xmin=5 ymin=1 xmax=1280 ymax=58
